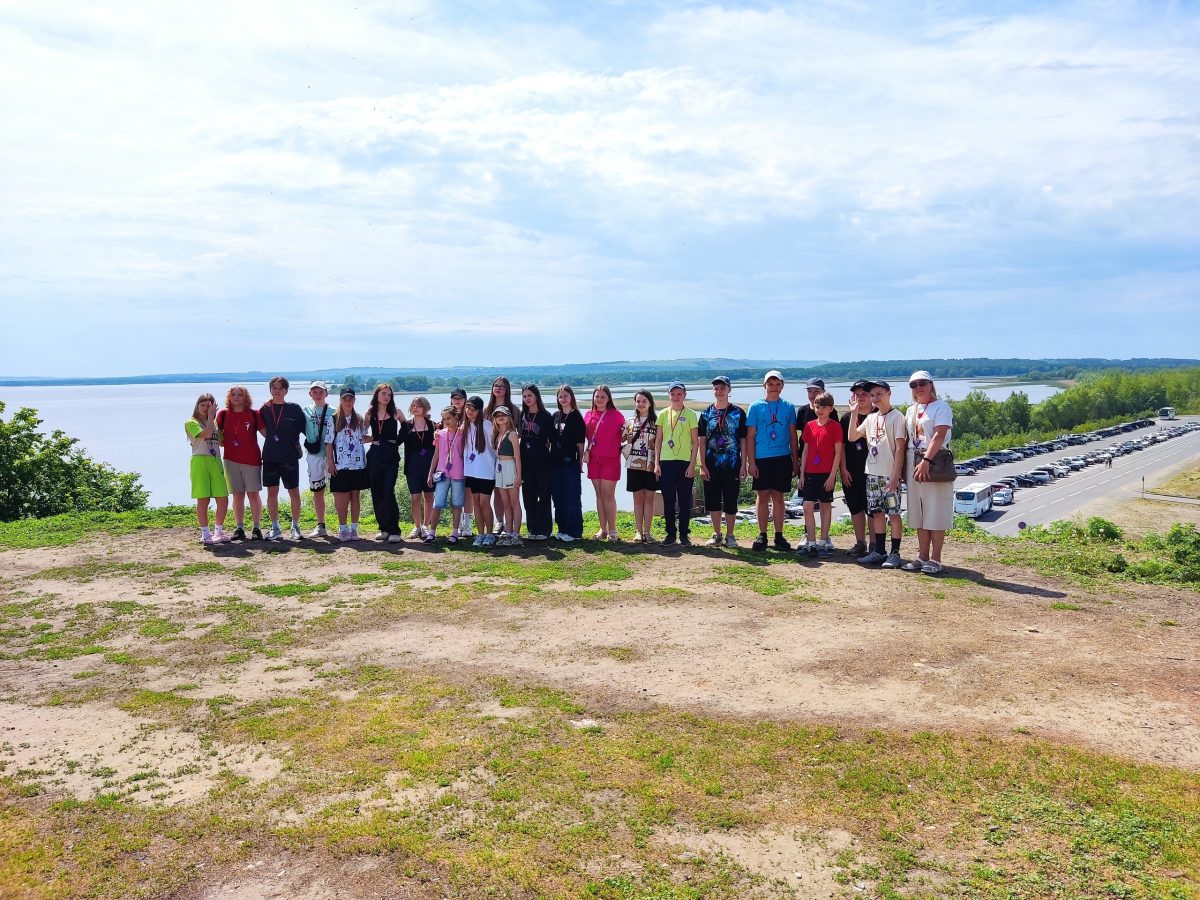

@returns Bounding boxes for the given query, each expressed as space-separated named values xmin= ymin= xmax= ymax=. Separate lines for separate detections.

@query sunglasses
xmin=910 ymin=380 xmax=932 ymax=387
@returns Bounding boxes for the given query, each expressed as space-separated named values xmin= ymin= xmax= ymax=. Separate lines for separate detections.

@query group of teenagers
xmin=185 ymin=368 xmax=956 ymax=573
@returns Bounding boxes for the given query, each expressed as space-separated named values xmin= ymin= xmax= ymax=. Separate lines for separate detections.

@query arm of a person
xmin=513 ymin=443 xmax=523 ymax=487
xmin=914 ymin=425 xmax=950 ymax=482
xmin=745 ymin=425 xmax=757 ymax=476
xmin=427 ymin=439 xmax=441 ymax=486
xmin=697 ymin=423 xmax=709 ymax=480
xmin=827 ymin=441 xmax=842 ymax=491
xmin=686 ymin=424 xmax=698 ymax=478
xmin=888 ymin=434 xmax=906 ymax=492
xmin=653 ymin=420 xmax=664 ymax=477
xmin=790 ymin=423 xmax=800 ymax=474
xmin=845 ymin=409 xmax=866 ymax=440
xmin=256 ymin=409 xmax=266 ymax=438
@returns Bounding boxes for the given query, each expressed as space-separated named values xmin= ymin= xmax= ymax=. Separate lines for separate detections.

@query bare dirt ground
xmin=1 ymin=512 xmax=1198 ymax=897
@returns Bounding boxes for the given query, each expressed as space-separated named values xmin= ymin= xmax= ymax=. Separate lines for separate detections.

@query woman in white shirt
xmin=903 ymin=371 xmax=954 ymax=574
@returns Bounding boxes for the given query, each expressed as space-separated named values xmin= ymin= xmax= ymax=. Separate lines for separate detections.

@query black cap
xmin=850 ymin=379 xmax=876 ymax=392
xmin=806 ymin=377 xmax=825 ymax=389
xmin=466 ymin=395 xmax=484 ymax=411
xmin=450 ymin=387 xmax=467 ymax=400
xmin=339 ymin=386 xmax=356 ymax=398
xmin=711 ymin=375 xmax=731 ymax=387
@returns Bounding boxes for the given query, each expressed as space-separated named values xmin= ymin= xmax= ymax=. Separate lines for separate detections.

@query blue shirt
xmin=746 ymin=399 xmax=796 ymax=459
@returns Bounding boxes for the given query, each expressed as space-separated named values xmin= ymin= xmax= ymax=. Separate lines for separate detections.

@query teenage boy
xmin=840 ymin=380 xmax=875 ymax=556
xmin=258 ymin=376 xmax=307 ymax=541
xmin=800 ymin=377 xmax=824 ymax=429
xmin=654 ymin=381 xmax=700 ymax=547
xmin=846 ymin=381 xmax=907 ymax=568
xmin=303 ymin=381 xmax=335 ymax=538
xmin=799 ymin=391 xmax=843 ymax=558
xmin=746 ymin=370 xmax=797 ymax=551
xmin=698 ymin=376 xmax=748 ymax=548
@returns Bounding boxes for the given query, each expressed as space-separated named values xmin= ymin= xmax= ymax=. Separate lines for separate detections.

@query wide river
xmin=2 ymin=378 xmax=1060 ymax=509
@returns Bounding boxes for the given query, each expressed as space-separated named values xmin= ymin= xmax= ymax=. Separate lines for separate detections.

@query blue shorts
xmin=433 ymin=477 xmax=466 ymax=510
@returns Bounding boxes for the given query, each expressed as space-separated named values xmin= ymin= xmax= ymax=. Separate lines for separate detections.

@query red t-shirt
xmin=217 ymin=408 xmax=263 ymax=466
xmin=802 ymin=417 xmax=843 ymax=474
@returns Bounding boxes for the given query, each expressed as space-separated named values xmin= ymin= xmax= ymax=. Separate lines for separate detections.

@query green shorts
xmin=190 ymin=455 xmax=229 ymax=499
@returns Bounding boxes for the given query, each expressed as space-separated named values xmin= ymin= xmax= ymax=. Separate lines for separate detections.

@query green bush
xmin=0 ymin=401 xmax=148 ymax=521
xmin=1086 ymin=517 xmax=1123 ymax=542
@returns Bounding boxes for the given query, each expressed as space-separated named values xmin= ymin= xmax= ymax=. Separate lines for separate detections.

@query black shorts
xmin=802 ymin=472 xmax=834 ymax=504
xmin=626 ymin=468 xmax=659 ymax=493
xmin=262 ymin=459 xmax=300 ymax=490
xmin=843 ymin=471 xmax=868 ymax=515
xmin=703 ymin=467 xmax=740 ymax=514
xmin=752 ymin=455 xmax=793 ymax=494
xmin=330 ymin=467 xmax=370 ymax=493
xmin=465 ymin=476 xmax=495 ymax=496
xmin=405 ymin=470 xmax=435 ymax=495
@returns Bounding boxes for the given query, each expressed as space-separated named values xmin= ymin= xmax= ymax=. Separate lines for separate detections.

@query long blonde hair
xmin=191 ymin=393 xmax=216 ymax=421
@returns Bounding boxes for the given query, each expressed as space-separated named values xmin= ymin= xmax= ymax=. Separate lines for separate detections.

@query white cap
xmin=763 ymin=369 xmax=784 ymax=384
xmin=908 ymin=370 xmax=934 ymax=385
xmin=309 ymin=380 xmax=329 ymax=392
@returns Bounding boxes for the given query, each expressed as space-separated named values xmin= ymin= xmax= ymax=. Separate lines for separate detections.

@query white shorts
xmin=495 ymin=458 xmax=518 ymax=489
xmin=306 ymin=452 xmax=328 ymax=492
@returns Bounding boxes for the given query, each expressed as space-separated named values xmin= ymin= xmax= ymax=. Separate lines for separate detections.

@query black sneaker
xmin=679 ymin=535 xmax=692 ymax=547
xmin=773 ymin=533 xmax=792 ymax=552
xmin=846 ymin=542 xmax=868 ymax=557
xmin=232 ymin=526 xmax=247 ymax=541
xmin=250 ymin=527 xmax=264 ymax=541
xmin=752 ymin=534 xmax=768 ymax=551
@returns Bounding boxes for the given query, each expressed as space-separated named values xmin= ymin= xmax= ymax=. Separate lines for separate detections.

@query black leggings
xmin=367 ymin=452 xmax=400 ymax=534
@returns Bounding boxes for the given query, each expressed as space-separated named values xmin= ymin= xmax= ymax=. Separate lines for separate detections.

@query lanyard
xmin=267 ymin=402 xmax=285 ymax=432
xmin=768 ymin=400 xmax=780 ymax=425
xmin=668 ymin=407 xmax=688 ymax=441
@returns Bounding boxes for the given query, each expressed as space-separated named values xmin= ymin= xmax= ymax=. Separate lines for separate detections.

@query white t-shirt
xmin=864 ymin=408 xmax=907 ymax=477
xmin=462 ymin=420 xmax=497 ymax=479
xmin=905 ymin=399 xmax=953 ymax=458
xmin=333 ymin=422 xmax=366 ymax=470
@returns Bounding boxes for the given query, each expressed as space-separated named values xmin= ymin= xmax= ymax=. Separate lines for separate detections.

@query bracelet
xmin=921 ymin=456 xmax=933 ymax=463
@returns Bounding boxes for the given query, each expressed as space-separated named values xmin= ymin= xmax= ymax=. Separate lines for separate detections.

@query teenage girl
xmin=461 ymin=396 xmax=497 ymax=547
xmin=492 ymin=407 xmax=523 ymax=546
xmin=327 ymin=387 xmax=369 ymax=541
xmin=217 ymin=385 xmax=263 ymax=541
xmin=484 ymin=377 xmax=514 ymax=533
xmin=404 ymin=397 xmax=436 ymax=540
xmin=426 ymin=405 xmax=466 ymax=543
xmin=519 ymin=384 xmax=554 ymax=540
xmin=450 ymin=388 xmax=471 ymax=535
xmin=550 ymin=385 xmax=586 ymax=542
xmin=583 ymin=384 xmax=625 ymax=540
xmin=363 ymin=384 xmax=409 ymax=544
xmin=622 ymin=389 xmax=659 ymax=543
xmin=186 ymin=393 xmax=230 ymax=544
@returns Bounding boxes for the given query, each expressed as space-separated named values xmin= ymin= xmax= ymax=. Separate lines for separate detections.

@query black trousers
xmin=367 ymin=450 xmax=400 ymax=534
xmin=521 ymin=463 xmax=553 ymax=536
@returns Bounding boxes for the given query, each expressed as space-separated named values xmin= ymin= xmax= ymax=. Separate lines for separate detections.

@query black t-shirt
xmin=551 ymin=409 xmax=586 ymax=464
xmin=403 ymin=420 xmax=435 ymax=473
xmin=366 ymin=412 xmax=407 ymax=465
xmin=840 ymin=410 xmax=874 ymax=473
xmin=260 ymin=402 xmax=307 ymax=463
xmin=519 ymin=409 xmax=555 ymax=466
xmin=798 ymin=405 xmax=819 ymax=429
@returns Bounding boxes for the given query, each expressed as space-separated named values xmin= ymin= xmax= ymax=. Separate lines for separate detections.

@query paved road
xmin=964 ymin=418 xmax=1200 ymax=535
xmin=818 ymin=416 xmax=1200 ymax=537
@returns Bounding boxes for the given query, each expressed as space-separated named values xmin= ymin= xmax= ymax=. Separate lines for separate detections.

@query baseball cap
xmin=861 ymin=379 xmax=890 ymax=392
xmin=763 ymin=370 xmax=784 ymax=384
xmin=339 ymin=386 xmax=355 ymax=398
xmin=711 ymin=375 xmax=731 ymax=387
xmin=466 ymin=395 xmax=484 ymax=411
xmin=450 ymin=387 xmax=467 ymax=400
xmin=309 ymin=380 xmax=329 ymax=392
xmin=806 ymin=377 xmax=825 ymax=389
xmin=668 ymin=380 xmax=687 ymax=391
xmin=908 ymin=370 xmax=935 ymax=385
xmin=491 ymin=406 xmax=512 ymax=418
xmin=850 ymin=379 xmax=877 ymax=393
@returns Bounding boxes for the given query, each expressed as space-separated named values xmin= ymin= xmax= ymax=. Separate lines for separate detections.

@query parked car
xmin=1013 ymin=474 xmax=1040 ymax=487
xmin=1025 ymin=471 xmax=1052 ymax=484
xmin=954 ymin=464 xmax=977 ymax=476
xmin=991 ymin=486 xmax=1014 ymax=505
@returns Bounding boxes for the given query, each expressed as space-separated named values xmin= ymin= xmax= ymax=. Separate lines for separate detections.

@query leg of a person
xmin=930 ymin=530 xmax=946 ymax=562
xmin=313 ymin=486 xmax=326 ymax=524
xmin=335 ymin=492 xmax=349 ymax=526
xmin=755 ymin=490 xmax=770 ymax=531
xmin=659 ymin=462 xmax=680 ymax=537
xmin=803 ymin=501 xmax=816 ymax=541
xmin=591 ymin=479 xmax=604 ymax=533
xmin=350 ymin=491 xmax=361 ymax=523
xmin=550 ymin=465 xmax=565 ymax=534
xmin=772 ymin=490 xmax=785 ymax=532
xmin=566 ymin=466 xmax=583 ymax=538
xmin=423 ymin=493 xmax=434 ymax=529
xmin=918 ymin=528 xmax=932 ymax=560
xmin=678 ymin=471 xmax=694 ymax=539
xmin=493 ymin=490 xmax=504 ymax=532
xmin=534 ymin=468 xmax=552 ymax=535
xmin=819 ymin=501 xmax=832 ymax=540
xmin=232 ymin=492 xmax=246 ymax=527
xmin=889 ymin=512 xmax=903 ymax=538
xmin=248 ymin=490 xmax=263 ymax=526
xmin=723 ymin=473 xmax=738 ymax=534
xmin=852 ymin=512 xmax=866 ymax=547
xmin=195 ymin=499 xmax=208 ymax=528
xmin=215 ymin=495 xmax=229 ymax=528
xmin=267 ymin=486 xmax=280 ymax=523
xmin=287 ymin=487 xmax=302 ymax=524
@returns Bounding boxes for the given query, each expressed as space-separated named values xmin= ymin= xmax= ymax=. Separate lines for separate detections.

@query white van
xmin=954 ymin=482 xmax=995 ymax=518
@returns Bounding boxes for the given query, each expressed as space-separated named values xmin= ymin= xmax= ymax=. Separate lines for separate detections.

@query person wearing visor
xmin=698 ymin=376 xmax=747 ymax=548
xmin=903 ymin=371 xmax=954 ymax=574
xmin=839 ymin=380 xmax=875 ymax=557
xmin=654 ymin=381 xmax=699 ymax=547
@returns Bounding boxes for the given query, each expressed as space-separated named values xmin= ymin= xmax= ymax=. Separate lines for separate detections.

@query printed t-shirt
xmin=462 ymin=420 xmax=497 ymax=479
xmin=185 ymin=419 xmax=221 ymax=458
xmin=303 ymin=404 xmax=335 ymax=450
xmin=624 ymin=416 xmax=657 ymax=471
xmin=518 ymin=409 xmax=553 ymax=464
xmin=260 ymin=402 xmax=306 ymax=464
xmin=698 ymin=404 xmax=747 ymax=470
xmin=333 ymin=420 xmax=366 ymax=470
xmin=551 ymin=410 xmax=586 ymax=464
xmin=840 ymin=410 xmax=874 ymax=473
xmin=906 ymin=399 xmax=954 ymax=457
xmin=802 ymin=418 xmax=843 ymax=474
xmin=656 ymin=406 xmax=698 ymax=463
xmin=746 ymin=399 xmax=796 ymax=459
xmin=217 ymin=408 xmax=261 ymax=466
xmin=584 ymin=408 xmax=625 ymax=458
xmin=404 ymin=421 xmax=435 ymax=472
xmin=434 ymin=427 xmax=465 ymax=480
xmin=863 ymin=409 xmax=906 ymax=478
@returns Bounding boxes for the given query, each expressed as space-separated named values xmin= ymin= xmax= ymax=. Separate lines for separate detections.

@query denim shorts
xmin=433 ymin=476 xmax=466 ymax=510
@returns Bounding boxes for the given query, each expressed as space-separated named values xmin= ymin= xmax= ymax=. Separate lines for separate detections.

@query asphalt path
xmin=816 ymin=416 xmax=1200 ymax=537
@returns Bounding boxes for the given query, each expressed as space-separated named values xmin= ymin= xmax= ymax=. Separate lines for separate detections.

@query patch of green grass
xmin=117 ymin=689 xmax=195 ymax=715
xmin=30 ymin=560 xmax=172 ymax=583
xmin=173 ymin=561 xmax=223 ymax=577
xmin=706 ymin=564 xmax=801 ymax=596
xmin=603 ymin=646 xmax=635 ymax=662
xmin=1149 ymin=464 xmax=1200 ymax=500
xmin=0 ymin=507 xmax=196 ymax=549
xmin=1050 ymin=602 xmax=1084 ymax=611
xmin=138 ymin=618 xmax=185 ymax=638
xmin=251 ymin=581 xmax=335 ymax=599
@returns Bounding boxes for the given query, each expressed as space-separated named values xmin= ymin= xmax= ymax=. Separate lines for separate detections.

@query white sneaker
xmin=214 ymin=528 xmax=232 ymax=543
xmin=201 ymin=530 xmax=214 ymax=545
xmin=508 ymin=533 xmax=523 ymax=547
xmin=725 ymin=534 xmax=739 ymax=548
xmin=376 ymin=532 xmax=389 ymax=542
xmin=338 ymin=525 xmax=351 ymax=541
xmin=350 ymin=524 xmax=360 ymax=540
xmin=527 ymin=533 xmax=548 ymax=541
xmin=289 ymin=524 xmax=303 ymax=540
xmin=705 ymin=534 xmax=722 ymax=547
xmin=309 ymin=524 xmax=327 ymax=538
xmin=387 ymin=533 xmax=402 ymax=543
xmin=265 ymin=525 xmax=283 ymax=541
xmin=558 ymin=533 xmax=576 ymax=543
xmin=407 ymin=527 xmax=422 ymax=540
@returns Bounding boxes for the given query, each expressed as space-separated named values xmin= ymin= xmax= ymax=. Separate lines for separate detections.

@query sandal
xmin=901 ymin=559 xmax=927 ymax=572
xmin=921 ymin=560 xmax=944 ymax=575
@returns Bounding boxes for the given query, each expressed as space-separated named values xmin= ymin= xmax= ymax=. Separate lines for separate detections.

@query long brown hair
xmin=461 ymin=397 xmax=488 ymax=454
xmin=484 ymin=376 xmax=513 ymax=417
xmin=366 ymin=383 xmax=396 ymax=428
xmin=556 ymin=384 xmax=578 ymax=414
xmin=224 ymin=386 xmax=253 ymax=410
xmin=591 ymin=384 xmax=614 ymax=412
xmin=334 ymin=395 xmax=362 ymax=432
xmin=191 ymin=393 xmax=216 ymax=422
xmin=491 ymin=409 xmax=513 ymax=452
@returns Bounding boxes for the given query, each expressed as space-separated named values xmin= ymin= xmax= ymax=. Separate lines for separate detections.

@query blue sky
xmin=1 ymin=1 xmax=1197 ymax=376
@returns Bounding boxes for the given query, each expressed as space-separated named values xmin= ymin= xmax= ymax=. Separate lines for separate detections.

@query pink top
xmin=584 ymin=407 xmax=626 ymax=459
xmin=434 ymin=427 xmax=465 ymax=479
